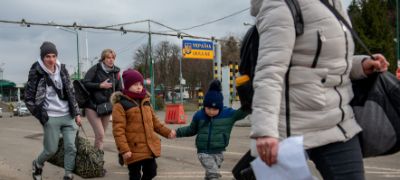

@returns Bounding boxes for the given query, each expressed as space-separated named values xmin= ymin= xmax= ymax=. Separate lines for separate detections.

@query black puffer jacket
xmin=83 ymin=62 xmax=122 ymax=110
xmin=24 ymin=61 xmax=80 ymax=125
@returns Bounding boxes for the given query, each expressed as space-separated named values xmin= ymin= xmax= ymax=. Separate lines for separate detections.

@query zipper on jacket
xmin=331 ymin=19 xmax=349 ymax=137
xmin=207 ymin=118 xmax=213 ymax=151
xmin=334 ymin=77 xmax=347 ymax=137
xmin=335 ymin=22 xmax=349 ymax=123
xmin=311 ymin=31 xmax=323 ymax=68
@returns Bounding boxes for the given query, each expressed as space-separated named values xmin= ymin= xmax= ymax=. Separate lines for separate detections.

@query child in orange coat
xmin=111 ymin=69 xmax=175 ymax=180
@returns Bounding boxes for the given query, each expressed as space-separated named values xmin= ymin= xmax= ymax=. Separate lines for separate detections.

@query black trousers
xmin=127 ymin=158 xmax=157 ymax=180
xmin=307 ymin=135 xmax=365 ymax=180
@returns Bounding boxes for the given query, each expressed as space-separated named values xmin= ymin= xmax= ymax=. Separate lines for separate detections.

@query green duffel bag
xmin=48 ymin=127 xmax=105 ymax=178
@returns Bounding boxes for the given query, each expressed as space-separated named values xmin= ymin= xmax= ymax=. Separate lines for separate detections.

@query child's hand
xmin=168 ymin=130 xmax=176 ymax=139
xmin=122 ymin=151 xmax=132 ymax=160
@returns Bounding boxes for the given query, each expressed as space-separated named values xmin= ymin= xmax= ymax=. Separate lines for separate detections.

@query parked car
xmin=14 ymin=102 xmax=30 ymax=116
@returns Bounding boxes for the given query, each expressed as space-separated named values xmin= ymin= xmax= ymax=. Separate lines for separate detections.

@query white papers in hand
xmin=250 ymin=136 xmax=313 ymax=180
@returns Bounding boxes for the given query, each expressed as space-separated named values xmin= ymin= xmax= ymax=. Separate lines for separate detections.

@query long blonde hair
xmin=99 ymin=49 xmax=116 ymax=62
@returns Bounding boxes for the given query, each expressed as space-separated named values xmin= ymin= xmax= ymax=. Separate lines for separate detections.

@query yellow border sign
xmin=182 ymin=40 xmax=214 ymax=60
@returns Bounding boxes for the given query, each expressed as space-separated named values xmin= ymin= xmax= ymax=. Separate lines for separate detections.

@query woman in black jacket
xmin=83 ymin=49 xmax=122 ymax=150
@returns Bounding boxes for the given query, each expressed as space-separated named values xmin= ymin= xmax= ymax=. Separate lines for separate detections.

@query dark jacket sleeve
xmin=233 ymin=108 xmax=250 ymax=122
xmin=83 ymin=65 xmax=101 ymax=90
xmin=24 ymin=64 xmax=38 ymax=116
xmin=24 ymin=63 xmax=45 ymax=124
xmin=176 ymin=113 xmax=199 ymax=137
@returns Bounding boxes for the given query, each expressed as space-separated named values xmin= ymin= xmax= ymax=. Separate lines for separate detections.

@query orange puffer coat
xmin=111 ymin=92 xmax=171 ymax=164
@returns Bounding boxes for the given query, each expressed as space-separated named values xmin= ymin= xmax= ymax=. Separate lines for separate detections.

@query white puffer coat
xmin=250 ymin=0 xmax=367 ymax=154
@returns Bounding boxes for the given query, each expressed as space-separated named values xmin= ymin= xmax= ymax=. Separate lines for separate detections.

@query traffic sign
xmin=182 ymin=40 xmax=214 ymax=60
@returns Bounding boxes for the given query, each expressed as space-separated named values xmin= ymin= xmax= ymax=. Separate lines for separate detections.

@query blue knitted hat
xmin=203 ymin=80 xmax=223 ymax=111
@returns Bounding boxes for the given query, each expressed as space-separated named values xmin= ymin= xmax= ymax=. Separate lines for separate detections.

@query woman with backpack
xmin=83 ymin=49 xmax=122 ymax=152
xmin=248 ymin=0 xmax=389 ymax=179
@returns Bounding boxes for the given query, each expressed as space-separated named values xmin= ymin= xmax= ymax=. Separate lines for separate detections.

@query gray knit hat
xmin=40 ymin=41 xmax=58 ymax=60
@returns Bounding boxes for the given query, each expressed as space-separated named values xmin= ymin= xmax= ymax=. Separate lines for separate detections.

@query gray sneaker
xmin=32 ymin=160 xmax=42 ymax=180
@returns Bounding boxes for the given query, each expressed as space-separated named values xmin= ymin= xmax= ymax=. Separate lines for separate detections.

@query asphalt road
xmin=0 ymin=111 xmax=399 ymax=180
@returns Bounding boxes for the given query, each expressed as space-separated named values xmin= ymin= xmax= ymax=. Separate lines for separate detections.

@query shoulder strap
xmin=44 ymin=74 xmax=67 ymax=100
xmin=320 ymin=0 xmax=374 ymax=59
xmin=284 ymin=0 xmax=304 ymax=36
xmin=283 ymin=0 xmax=304 ymax=137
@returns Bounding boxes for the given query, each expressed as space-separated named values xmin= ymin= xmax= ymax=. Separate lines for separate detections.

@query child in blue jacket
xmin=175 ymin=80 xmax=248 ymax=180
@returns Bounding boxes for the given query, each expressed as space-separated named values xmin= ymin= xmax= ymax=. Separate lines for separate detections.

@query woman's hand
xmin=123 ymin=151 xmax=132 ymax=160
xmin=362 ymin=54 xmax=389 ymax=76
xmin=75 ymin=115 xmax=82 ymax=126
xmin=256 ymin=136 xmax=279 ymax=166
xmin=100 ymin=79 xmax=113 ymax=89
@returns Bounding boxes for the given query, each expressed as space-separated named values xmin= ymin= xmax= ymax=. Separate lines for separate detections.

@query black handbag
xmin=232 ymin=150 xmax=256 ymax=180
xmin=96 ymin=102 xmax=113 ymax=116
xmin=351 ymin=72 xmax=400 ymax=157
xmin=95 ymin=73 xmax=117 ymax=116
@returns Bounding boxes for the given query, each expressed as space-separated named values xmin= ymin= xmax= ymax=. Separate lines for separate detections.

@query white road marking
xmin=113 ymin=171 xmax=234 ymax=178
xmin=365 ymin=166 xmax=400 ymax=172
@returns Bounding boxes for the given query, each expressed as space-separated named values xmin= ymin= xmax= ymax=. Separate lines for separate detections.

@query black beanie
xmin=40 ymin=41 xmax=58 ymax=60
xmin=203 ymin=80 xmax=224 ymax=111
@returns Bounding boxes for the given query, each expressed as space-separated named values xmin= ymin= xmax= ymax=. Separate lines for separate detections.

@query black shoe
xmin=118 ymin=154 xmax=124 ymax=166
xmin=63 ymin=174 xmax=74 ymax=180
xmin=32 ymin=160 xmax=42 ymax=180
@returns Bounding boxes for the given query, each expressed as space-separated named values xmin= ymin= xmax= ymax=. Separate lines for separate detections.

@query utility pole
xmin=179 ymin=57 xmax=183 ymax=104
xmin=148 ymin=21 xmax=155 ymax=107
xmin=76 ymin=30 xmax=80 ymax=79
xmin=85 ymin=28 xmax=89 ymax=74
xmin=0 ymin=63 xmax=3 ymax=100
xmin=57 ymin=27 xmax=80 ymax=79
xmin=397 ymin=0 xmax=399 ymax=68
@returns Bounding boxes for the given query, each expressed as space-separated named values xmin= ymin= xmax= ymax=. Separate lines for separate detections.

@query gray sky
xmin=0 ymin=0 xmax=352 ymax=84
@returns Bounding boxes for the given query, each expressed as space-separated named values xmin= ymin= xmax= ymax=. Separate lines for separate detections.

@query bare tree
xmin=133 ymin=43 xmax=151 ymax=78
xmin=182 ymin=59 xmax=213 ymax=99
xmin=220 ymin=36 xmax=241 ymax=66
xmin=153 ymin=41 xmax=180 ymax=91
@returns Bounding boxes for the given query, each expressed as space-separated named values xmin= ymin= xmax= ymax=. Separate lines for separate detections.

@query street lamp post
xmin=58 ymin=27 xmax=80 ymax=79
xmin=397 ymin=0 xmax=399 ymax=68
xmin=148 ymin=21 xmax=155 ymax=108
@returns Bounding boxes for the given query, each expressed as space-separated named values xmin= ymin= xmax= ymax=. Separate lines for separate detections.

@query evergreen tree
xmin=348 ymin=0 xmax=396 ymax=73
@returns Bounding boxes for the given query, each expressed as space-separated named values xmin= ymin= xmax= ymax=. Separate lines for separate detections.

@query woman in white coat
xmin=249 ymin=0 xmax=389 ymax=179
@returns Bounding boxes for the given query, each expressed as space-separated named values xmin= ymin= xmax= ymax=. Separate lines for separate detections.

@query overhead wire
xmin=116 ymin=35 xmax=148 ymax=54
xmin=163 ymin=7 xmax=250 ymax=32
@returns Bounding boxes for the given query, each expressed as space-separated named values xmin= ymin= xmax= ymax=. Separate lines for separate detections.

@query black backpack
xmin=73 ymin=79 xmax=90 ymax=108
xmin=232 ymin=1 xmax=303 ymax=179
xmin=236 ymin=0 xmax=303 ymax=113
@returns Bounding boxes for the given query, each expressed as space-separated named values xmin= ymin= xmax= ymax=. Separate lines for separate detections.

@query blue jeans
xmin=307 ymin=135 xmax=365 ymax=180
